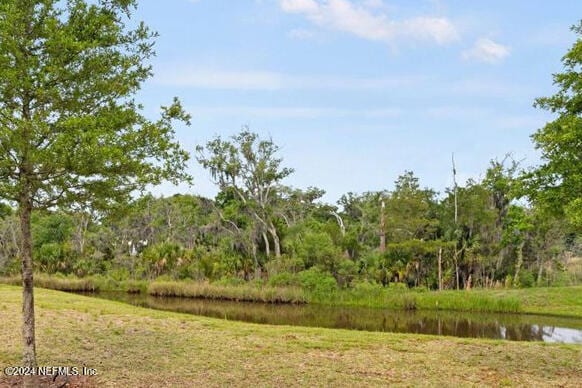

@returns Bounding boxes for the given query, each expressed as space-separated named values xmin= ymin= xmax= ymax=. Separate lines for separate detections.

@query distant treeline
xmin=0 ymin=132 xmax=580 ymax=289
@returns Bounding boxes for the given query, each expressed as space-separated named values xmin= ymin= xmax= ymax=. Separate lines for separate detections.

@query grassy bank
xmin=0 ymin=274 xmax=147 ymax=293
xmin=2 ymin=275 xmax=582 ymax=317
xmin=148 ymin=281 xmax=307 ymax=304
xmin=146 ymin=280 xmax=582 ymax=317
xmin=1 ymin=285 xmax=581 ymax=387
xmin=481 ymin=286 xmax=582 ymax=318
xmin=321 ymin=285 xmax=521 ymax=313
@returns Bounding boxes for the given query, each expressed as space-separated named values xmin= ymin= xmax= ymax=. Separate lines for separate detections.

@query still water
xmin=85 ymin=292 xmax=582 ymax=344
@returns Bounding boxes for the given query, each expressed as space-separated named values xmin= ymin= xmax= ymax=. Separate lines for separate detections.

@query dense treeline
xmin=0 ymin=136 xmax=580 ymax=289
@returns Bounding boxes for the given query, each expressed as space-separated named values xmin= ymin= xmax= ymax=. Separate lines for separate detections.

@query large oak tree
xmin=196 ymin=130 xmax=293 ymax=260
xmin=0 ymin=0 xmax=190 ymax=375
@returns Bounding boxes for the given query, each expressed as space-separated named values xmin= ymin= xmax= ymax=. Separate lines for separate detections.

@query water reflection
xmin=86 ymin=292 xmax=582 ymax=344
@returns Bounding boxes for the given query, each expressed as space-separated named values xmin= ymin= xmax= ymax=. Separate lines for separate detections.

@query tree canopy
xmin=528 ymin=21 xmax=582 ymax=229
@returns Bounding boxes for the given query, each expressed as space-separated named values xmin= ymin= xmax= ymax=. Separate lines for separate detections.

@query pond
xmin=85 ymin=292 xmax=582 ymax=344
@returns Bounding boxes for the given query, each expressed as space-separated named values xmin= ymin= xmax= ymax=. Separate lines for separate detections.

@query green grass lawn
xmin=1 ymin=285 xmax=581 ymax=387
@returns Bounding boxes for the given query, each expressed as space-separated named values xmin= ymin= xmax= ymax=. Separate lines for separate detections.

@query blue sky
xmin=133 ymin=0 xmax=582 ymax=203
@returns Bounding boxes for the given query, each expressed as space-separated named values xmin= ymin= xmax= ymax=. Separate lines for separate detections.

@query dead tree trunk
xmin=379 ymin=200 xmax=386 ymax=253
xmin=452 ymin=153 xmax=460 ymax=290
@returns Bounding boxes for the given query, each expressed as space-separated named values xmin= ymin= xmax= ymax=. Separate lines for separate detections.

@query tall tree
xmin=386 ymin=171 xmax=438 ymax=243
xmin=0 ymin=0 xmax=190 ymax=374
xmin=483 ymin=158 xmax=520 ymax=278
xmin=196 ymin=129 xmax=293 ymax=259
xmin=527 ymin=21 xmax=582 ymax=229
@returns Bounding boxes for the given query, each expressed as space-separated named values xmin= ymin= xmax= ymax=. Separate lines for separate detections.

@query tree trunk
xmin=252 ymin=241 xmax=260 ymax=280
xmin=496 ymin=247 xmax=506 ymax=272
xmin=268 ymin=223 xmax=281 ymax=258
xmin=438 ymin=247 xmax=443 ymax=291
xmin=536 ymin=255 xmax=544 ymax=286
xmin=74 ymin=213 xmax=89 ymax=254
xmin=20 ymin=192 xmax=37 ymax=383
xmin=262 ymin=232 xmax=270 ymax=258
xmin=379 ymin=200 xmax=386 ymax=253
xmin=513 ymin=241 xmax=525 ymax=287
xmin=272 ymin=231 xmax=281 ymax=258
xmin=453 ymin=250 xmax=460 ymax=290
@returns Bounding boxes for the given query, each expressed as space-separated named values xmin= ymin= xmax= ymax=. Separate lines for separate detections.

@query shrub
xmin=267 ymin=272 xmax=298 ymax=287
xmin=518 ymin=270 xmax=535 ymax=288
xmin=504 ymin=275 xmax=513 ymax=288
xmin=73 ymin=258 xmax=107 ymax=277
xmin=298 ymin=268 xmax=337 ymax=300
xmin=108 ymin=268 xmax=131 ymax=282
xmin=388 ymin=282 xmax=408 ymax=290
xmin=36 ymin=242 xmax=77 ymax=274
xmin=336 ymin=259 xmax=358 ymax=288
xmin=264 ymin=255 xmax=304 ymax=275
xmin=141 ymin=242 xmax=184 ymax=278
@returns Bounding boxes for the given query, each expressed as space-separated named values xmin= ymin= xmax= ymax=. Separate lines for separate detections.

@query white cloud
xmin=279 ymin=0 xmax=458 ymax=45
xmin=154 ymin=67 xmax=423 ymax=90
xmin=462 ymin=38 xmax=510 ymax=64
xmin=281 ymin=0 xmax=319 ymax=13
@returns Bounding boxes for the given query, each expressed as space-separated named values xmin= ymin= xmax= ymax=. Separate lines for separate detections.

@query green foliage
xmin=32 ymin=213 xmax=74 ymax=249
xmin=267 ymin=272 xmax=298 ymax=287
xmin=108 ymin=268 xmax=131 ymax=282
xmin=518 ymin=270 xmax=535 ymax=288
xmin=141 ymin=242 xmax=183 ymax=272
xmin=0 ymin=0 xmax=192 ymax=211
xmin=387 ymin=171 xmax=439 ymax=242
xmin=35 ymin=242 xmax=78 ymax=274
xmin=264 ymin=255 xmax=305 ymax=275
xmin=526 ymin=22 xmax=582 ymax=229
xmin=72 ymin=258 xmax=107 ymax=277
xmin=0 ymin=256 xmax=19 ymax=276
xmin=196 ymin=129 xmax=294 ymax=259
xmin=348 ymin=280 xmax=385 ymax=300
xmin=336 ymin=259 xmax=358 ymax=288
xmin=289 ymin=228 xmax=342 ymax=273
xmin=502 ymin=205 xmax=533 ymax=246
xmin=297 ymin=268 xmax=338 ymax=299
